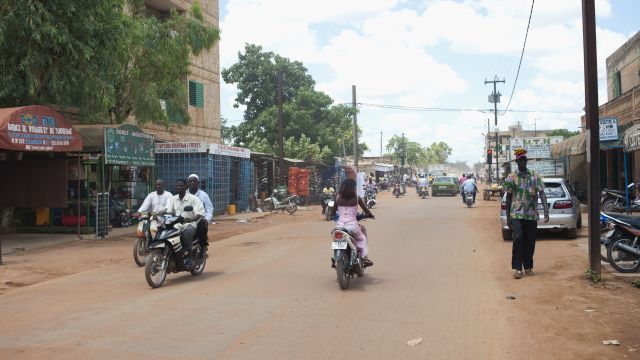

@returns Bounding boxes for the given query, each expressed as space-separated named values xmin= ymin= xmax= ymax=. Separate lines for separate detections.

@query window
xmin=613 ymin=71 xmax=621 ymax=97
xmin=189 ymin=80 xmax=204 ymax=108
xmin=543 ymin=182 xmax=566 ymax=198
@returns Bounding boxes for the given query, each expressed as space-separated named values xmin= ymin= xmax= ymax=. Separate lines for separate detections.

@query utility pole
xmin=380 ymin=131 xmax=383 ymax=159
xmin=352 ymin=85 xmax=358 ymax=171
xmin=277 ymin=69 xmax=285 ymax=185
xmin=487 ymin=118 xmax=491 ymax=182
xmin=485 ymin=76 xmax=505 ymax=181
xmin=582 ymin=0 xmax=601 ymax=274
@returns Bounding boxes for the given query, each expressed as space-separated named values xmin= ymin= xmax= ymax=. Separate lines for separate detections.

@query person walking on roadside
xmin=133 ymin=179 xmax=172 ymax=216
xmin=504 ymin=148 xmax=549 ymax=279
xmin=188 ymin=174 xmax=214 ymax=242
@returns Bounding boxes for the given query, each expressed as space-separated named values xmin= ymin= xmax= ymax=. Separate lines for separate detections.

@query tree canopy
xmin=385 ymin=136 xmax=452 ymax=167
xmin=0 ymin=0 xmax=219 ymax=125
xmin=545 ymin=129 xmax=581 ymax=139
xmin=222 ymin=44 xmax=366 ymax=164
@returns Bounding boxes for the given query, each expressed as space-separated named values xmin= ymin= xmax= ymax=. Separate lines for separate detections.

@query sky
xmin=217 ymin=0 xmax=638 ymax=165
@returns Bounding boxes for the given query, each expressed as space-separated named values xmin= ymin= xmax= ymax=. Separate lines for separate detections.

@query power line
xmin=501 ymin=0 xmax=535 ymax=115
xmin=357 ymin=102 xmax=580 ymax=114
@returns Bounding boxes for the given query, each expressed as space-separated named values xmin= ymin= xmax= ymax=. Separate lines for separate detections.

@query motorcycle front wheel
xmin=336 ymin=256 xmax=351 ymax=290
xmin=145 ymin=249 xmax=168 ymax=288
xmin=190 ymin=248 xmax=207 ymax=276
xmin=261 ymin=200 xmax=274 ymax=212
xmin=608 ymin=238 xmax=640 ymax=273
xmin=133 ymin=238 xmax=146 ymax=267
xmin=602 ymin=198 xmax=623 ymax=213
xmin=325 ymin=211 xmax=332 ymax=221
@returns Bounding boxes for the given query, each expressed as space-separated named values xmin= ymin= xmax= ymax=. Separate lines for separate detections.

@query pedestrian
xmin=188 ymin=174 xmax=214 ymax=243
xmin=504 ymin=148 xmax=549 ymax=279
xmin=133 ymin=179 xmax=172 ymax=216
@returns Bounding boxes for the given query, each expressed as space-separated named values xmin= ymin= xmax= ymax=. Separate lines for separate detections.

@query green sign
xmin=104 ymin=125 xmax=155 ymax=166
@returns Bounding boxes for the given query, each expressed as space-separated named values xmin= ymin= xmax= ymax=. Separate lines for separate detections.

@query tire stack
xmin=297 ymin=168 xmax=310 ymax=203
xmin=288 ymin=167 xmax=299 ymax=196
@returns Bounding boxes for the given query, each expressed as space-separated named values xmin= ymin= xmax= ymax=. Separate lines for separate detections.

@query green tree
xmin=0 ymin=0 xmax=220 ymax=125
xmin=386 ymin=135 xmax=427 ymax=166
xmin=545 ymin=129 xmax=580 ymax=139
xmin=222 ymin=44 xmax=366 ymax=163
xmin=425 ymin=142 xmax=452 ymax=164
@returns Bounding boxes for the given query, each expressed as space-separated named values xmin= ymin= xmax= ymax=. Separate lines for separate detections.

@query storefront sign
xmin=156 ymin=142 xmax=208 ymax=153
xmin=104 ymin=125 xmax=155 ymax=166
xmin=510 ymin=137 xmax=563 ymax=159
xmin=209 ymin=143 xmax=250 ymax=158
xmin=0 ymin=105 xmax=82 ymax=152
xmin=623 ymin=124 xmax=640 ymax=153
xmin=374 ymin=163 xmax=395 ymax=172
xmin=509 ymin=159 xmax=564 ymax=177
xmin=600 ymin=117 xmax=619 ymax=141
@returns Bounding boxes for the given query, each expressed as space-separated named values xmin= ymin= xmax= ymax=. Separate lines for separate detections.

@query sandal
xmin=525 ymin=269 xmax=534 ymax=276
xmin=513 ymin=270 xmax=523 ymax=279
xmin=363 ymin=258 xmax=374 ymax=267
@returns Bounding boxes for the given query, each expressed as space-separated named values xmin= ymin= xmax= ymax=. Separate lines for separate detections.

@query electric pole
xmin=582 ymin=0 xmax=601 ymax=274
xmin=277 ymin=69 xmax=284 ymax=185
xmin=380 ymin=131 xmax=383 ymax=159
xmin=487 ymin=118 xmax=491 ymax=182
xmin=485 ymin=76 xmax=505 ymax=182
xmin=352 ymin=85 xmax=358 ymax=171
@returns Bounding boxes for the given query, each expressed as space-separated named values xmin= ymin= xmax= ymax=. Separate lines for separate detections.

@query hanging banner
xmin=510 ymin=137 xmax=563 ymax=159
xmin=374 ymin=163 xmax=395 ymax=172
xmin=600 ymin=117 xmax=619 ymax=141
xmin=104 ymin=125 xmax=155 ymax=166
xmin=0 ymin=105 xmax=83 ymax=152
xmin=156 ymin=142 xmax=208 ymax=153
xmin=209 ymin=143 xmax=250 ymax=158
xmin=623 ymin=124 xmax=640 ymax=153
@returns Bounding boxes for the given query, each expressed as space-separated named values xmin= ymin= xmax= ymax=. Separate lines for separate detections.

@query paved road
xmin=0 ymin=191 xmax=562 ymax=359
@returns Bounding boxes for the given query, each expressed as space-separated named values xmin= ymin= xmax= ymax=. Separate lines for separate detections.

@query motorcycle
xmin=365 ymin=189 xmax=377 ymax=208
xmin=262 ymin=189 xmax=298 ymax=214
xmin=601 ymin=212 xmax=640 ymax=273
xmin=133 ymin=212 xmax=157 ymax=267
xmin=393 ymin=183 xmax=402 ymax=198
xmin=110 ymin=196 xmax=132 ymax=228
xmin=144 ymin=207 xmax=207 ymax=288
xmin=322 ymin=194 xmax=336 ymax=221
xmin=330 ymin=213 xmax=373 ymax=289
xmin=418 ymin=186 xmax=429 ymax=199
xmin=601 ymin=183 xmax=640 ymax=213
xmin=465 ymin=191 xmax=474 ymax=208
xmin=401 ymin=182 xmax=406 ymax=195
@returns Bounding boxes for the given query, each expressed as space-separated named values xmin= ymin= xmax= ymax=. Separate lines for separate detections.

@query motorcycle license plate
xmin=331 ymin=241 xmax=348 ymax=250
xmin=439 ymin=186 xmax=447 ymax=189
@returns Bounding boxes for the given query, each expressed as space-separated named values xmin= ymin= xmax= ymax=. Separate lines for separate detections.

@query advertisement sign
xmin=156 ymin=142 xmax=208 ymax=153
xmin=510 ymin=137 xmax=563 ymax=159
xmin=600 ymin=117 xmax=619 ymax=141
xmin=209 ymin=143 xmax=250 ymax=158
xmin=0 ymin=105 xmax=83 ymax=152
xmin=623 ymin=124 xmax=640 ymax=153
xmin=509 ymin=159 xmax=564 ymax=177
xmin=104 ymin=125 xmax=155 ymax=166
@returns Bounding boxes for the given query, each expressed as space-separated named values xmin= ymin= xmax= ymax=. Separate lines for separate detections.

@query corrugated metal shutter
xmin=189 ymin=80 xmax=204 ymax=108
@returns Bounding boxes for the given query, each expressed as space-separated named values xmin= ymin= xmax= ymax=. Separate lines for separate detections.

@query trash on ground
xmin=407 ymin=337 xmax=422 ymax=347
xmin=236 ymin=219 xmax=249 ymax=223
xmin=603 ymin=340 xmax=620 ymax=346
xmin=584 ymin=309 xmax=595 ymax=313
xmin=506 ymin=295 xmax=517 ymax=300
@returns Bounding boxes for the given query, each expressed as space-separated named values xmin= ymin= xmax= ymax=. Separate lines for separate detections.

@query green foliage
xmin=0 ymin=0 xmax=220 ymax=125
xmin=546 ymin=129 xmax=581 ymax=139
xmin=425 ymin=142 xmax=452 ymax=164
xmin=631 ymin=279 xmax=640 ymax=288
xmin=386 ymin=135 xmax=427 ymax=166
xmin=584 ymin=268 xmax=605 ymax=283
xmin=222 ymin=44 xmax=365 ymax=163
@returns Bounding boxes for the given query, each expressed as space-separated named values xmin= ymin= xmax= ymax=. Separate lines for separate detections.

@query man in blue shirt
xmin=188 ymin=174 xmax=214 ymax=242
xmin=461 ymin=174 xmax=478 ymax=203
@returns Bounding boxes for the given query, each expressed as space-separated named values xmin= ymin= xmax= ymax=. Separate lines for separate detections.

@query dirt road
xmin=1 ymin=191 xmax=639 ymax=359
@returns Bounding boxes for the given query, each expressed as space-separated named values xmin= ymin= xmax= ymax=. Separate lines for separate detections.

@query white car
xmin=500 ymin=178 xmax=582 ymax=240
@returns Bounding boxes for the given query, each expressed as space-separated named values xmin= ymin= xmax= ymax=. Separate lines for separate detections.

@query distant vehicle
xmin=431 ymin=176 xmax=458 ymax=196
xmin=499 ymin=178 xmax=582 ymax=240
xmin=428 ymin=164 xmax=447 ymax=177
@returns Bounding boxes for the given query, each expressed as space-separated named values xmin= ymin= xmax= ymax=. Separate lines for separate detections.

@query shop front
xmin=0 ymin=105 xmax=83 ymax=234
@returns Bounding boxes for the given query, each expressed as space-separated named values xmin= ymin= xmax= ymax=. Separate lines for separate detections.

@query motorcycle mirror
xmin=628 ymin=183 xmax=635 ymax=189
xmin=183 ymin=205 xmax=194 ymax=212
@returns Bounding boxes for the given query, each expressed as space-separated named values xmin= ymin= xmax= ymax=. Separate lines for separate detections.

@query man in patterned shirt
xmin=504 ymin=148 xmax=549 ymax=279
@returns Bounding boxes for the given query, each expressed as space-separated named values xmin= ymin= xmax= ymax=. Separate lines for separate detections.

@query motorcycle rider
xmin=321 ymin=182 xmax=336 ymax=215
xmin=330 ymin=178 xmax=375 ymax=267
xmin=163 ymin=179 xmax=205 ymax=267
xmin=188 ymin=174 xmax=213 ymax=243
xmin=417 ymin=174 xmax=429 ymax=196
xmin=461 ymin=174 xmax=478 ymax=203
xmin=459 ymin=173 xmax=468 ymax=202
xmin=133 ymin=179 xmax=172 ymax=216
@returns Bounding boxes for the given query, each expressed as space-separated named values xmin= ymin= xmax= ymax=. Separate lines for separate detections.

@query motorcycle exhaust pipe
xmin=616 ymin=243 xmax=640 ymax=256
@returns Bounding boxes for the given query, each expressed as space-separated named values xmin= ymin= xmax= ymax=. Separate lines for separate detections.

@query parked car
xmin=500 ymin=178 xmax=582 ymax=240
xmin=431 ymin=176 xmax=459 ymax=196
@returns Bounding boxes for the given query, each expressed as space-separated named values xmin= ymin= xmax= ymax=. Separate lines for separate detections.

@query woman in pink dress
xmin=331 ymin=179 xmax=375 ymax=266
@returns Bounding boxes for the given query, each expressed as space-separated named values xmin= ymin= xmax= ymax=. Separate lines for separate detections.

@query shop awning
xmin=551 ymin=132 xmax=624 ymax=158
xmin=0 ymin=105 xmax=83 ymax=152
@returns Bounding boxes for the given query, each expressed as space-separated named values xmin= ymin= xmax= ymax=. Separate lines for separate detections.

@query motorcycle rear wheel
xmin=286 ymin=203 xmax=297 ymax=214
xmin=336 ymin=257 xmax=350 ymax=289
xmin=608 ymin=238 xmax=640 ymax=273
xmin=145 ymin=249 xmax=168 ymax=288
xmin=602 ymin=198 xmax=623 ymax=213
xmin=190 ymin=248 xmax=207 ymax=276
xmin=133 ymin=238 xmax=146 ymax=267
xmin=261 ymin=200 xmax=274 ymax=212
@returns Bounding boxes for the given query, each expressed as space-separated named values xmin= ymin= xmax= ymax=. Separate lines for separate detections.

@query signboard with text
xmin=104 ymin=125 xmax=155 ymax=166
xmin=156 ymin=142 xmax=208 ymax=153
xmin=509 ymin=137 xmax=563 ymax=159
xmin=623 ymin=124 xmax=640 ymax=153
xmin=209 ymin=143 xmax=250 ymax=158
xmin=600 ymin=117 xmax=619 ymax=141
xmin=0 ymin=105 xmax=82 ymax=152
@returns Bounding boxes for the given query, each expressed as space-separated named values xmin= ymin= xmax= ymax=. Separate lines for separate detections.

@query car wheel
xmin=502 ymin=229 xmax=513 ymax=241
xmin=566 ymin=228 xmax=578 ymax=239
xmin=577 ymin=212 xmax=582 ymax=229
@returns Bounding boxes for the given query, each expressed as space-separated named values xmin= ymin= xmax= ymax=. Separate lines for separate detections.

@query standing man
xmin=164 ymin=179 xmax=204 ymax=267
xmin=504 ymin=148 xmax=549 ymax=279
xmin=188 ymin=174 xmax=214 ymax=242
xmin=133 ymin=179 xmax=172 ymax=216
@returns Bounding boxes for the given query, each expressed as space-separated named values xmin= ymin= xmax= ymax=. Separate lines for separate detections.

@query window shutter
xmin=189 ymin=80 xmax=205 ymax=108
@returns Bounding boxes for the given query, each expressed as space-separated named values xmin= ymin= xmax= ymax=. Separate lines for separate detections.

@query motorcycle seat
xmin=606 ymin=213 xmax=640 ymax=228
